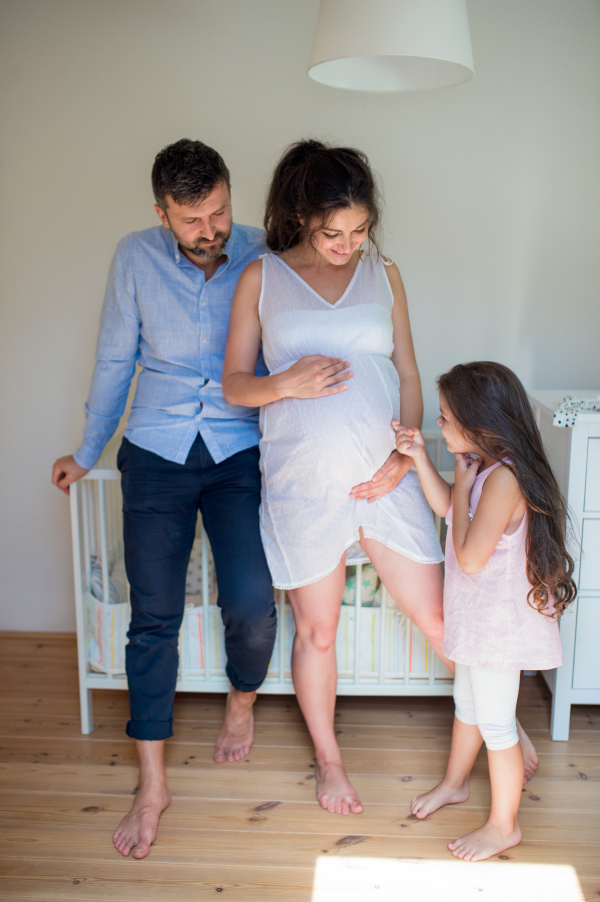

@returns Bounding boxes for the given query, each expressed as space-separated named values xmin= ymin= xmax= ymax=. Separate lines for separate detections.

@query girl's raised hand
xmin=454 ymin=452 xmax=483 ymax=491
xmin=279 ymin=355 xmax=353 ymax=400
xmin=392 ymin=421 xmax=426 ymax=459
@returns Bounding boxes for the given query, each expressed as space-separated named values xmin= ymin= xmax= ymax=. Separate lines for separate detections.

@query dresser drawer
xmin=580 ymin=519 xmax=600 ymax=590
xmin=584 ymin=438 xmax=600 ymax=511
xmin=573 ymin=597 xmax=600 ymax=689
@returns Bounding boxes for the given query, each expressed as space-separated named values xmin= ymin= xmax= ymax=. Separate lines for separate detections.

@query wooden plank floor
xmin=0 ymin=633 xmax=599 ymax=901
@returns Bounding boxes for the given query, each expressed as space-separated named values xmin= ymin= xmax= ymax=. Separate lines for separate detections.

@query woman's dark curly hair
xmin=264 ymin=139 xmax=382 ymax=254
xmin=437 ymin=361 xmax=577 ymax=619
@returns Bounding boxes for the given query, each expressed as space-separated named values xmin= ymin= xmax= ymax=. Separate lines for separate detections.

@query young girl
xmin=394 ymin=361 xmax=576 ymax=861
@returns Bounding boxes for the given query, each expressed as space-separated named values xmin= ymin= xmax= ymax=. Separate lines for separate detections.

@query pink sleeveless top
xmin=443 ymin=461 xmax=562 ymax=671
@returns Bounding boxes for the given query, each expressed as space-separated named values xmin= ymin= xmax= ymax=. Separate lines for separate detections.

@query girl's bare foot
xmin=448 ymin=820 xmax=522 ymax=862
xmin=410 ymin=779 xmax=470 ymax=819
xmin=316 ymin=761 xmax=363 ymax=815
xmin=112 ymin=781 xmax=171 ymax=859
xmin=214 ymin=689 xmax=256 ymax=763
xmin=516 ymin=719 xmax=539 ymax=783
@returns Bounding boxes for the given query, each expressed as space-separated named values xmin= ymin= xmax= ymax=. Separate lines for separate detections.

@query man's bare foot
xmin=112 ymin=781 xmax=171 ymax=859
xmin=214 ymin=688 xmax=256 ymax=763
xmin=516 ymin=719 xmax=539 ymax=783
xmin=315 ymin=761 xmax=363 ymax=815
xmin=448 ymin=820 xmax=522 ymax=862
xmin=410 ymin=779 xmax=470 ymax=820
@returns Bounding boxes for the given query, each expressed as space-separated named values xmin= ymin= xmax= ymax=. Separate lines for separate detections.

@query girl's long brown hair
xmin=437 ymin=362 xmax=576 ymax=618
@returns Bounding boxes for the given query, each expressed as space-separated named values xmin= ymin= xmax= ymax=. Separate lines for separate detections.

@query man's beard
xmin=180 ymin=231 xmax=230 ymax=259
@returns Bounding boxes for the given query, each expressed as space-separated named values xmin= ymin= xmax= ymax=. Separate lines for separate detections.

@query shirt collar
xmin=169 ymin=222 xmax=238 ymax=273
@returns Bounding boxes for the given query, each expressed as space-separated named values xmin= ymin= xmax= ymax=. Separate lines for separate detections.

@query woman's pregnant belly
xmin=260 ymin=355 xmax=400 ymax=491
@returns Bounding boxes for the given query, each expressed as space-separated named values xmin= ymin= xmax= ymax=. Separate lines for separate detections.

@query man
xmin=52 ymin=139 xmax=276 ymax=859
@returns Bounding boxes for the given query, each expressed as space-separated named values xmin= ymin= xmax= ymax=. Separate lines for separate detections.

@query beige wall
xmin=1 ymin=0 xmax=599 ymax=631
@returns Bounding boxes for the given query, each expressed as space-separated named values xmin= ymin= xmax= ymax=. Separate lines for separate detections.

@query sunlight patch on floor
xmin=311 ymin=856 xmax=584 ymax=902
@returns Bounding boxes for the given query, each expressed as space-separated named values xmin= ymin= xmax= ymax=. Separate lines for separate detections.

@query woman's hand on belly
xmin=349 ymin=450 xmax=413 ymax=503
xmin=277 ymin=355 xmax=353 ymax=400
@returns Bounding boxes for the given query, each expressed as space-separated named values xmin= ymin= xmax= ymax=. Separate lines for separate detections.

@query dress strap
xmin=469 ymin=459 xmax=505 ymax=512
xmin=448 ymin=460 xmax=507 ymax=526
xmin=476 ymin=459 xmax=505 ymax=482
xmin=381 ymin=255 xmax=393 ymax=266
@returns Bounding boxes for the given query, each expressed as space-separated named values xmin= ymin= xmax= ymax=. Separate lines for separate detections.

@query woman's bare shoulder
xmin=380 ymin=256 xmax=403 ymax=285
xmin=236 ymin=257 xmax=264 ymax=293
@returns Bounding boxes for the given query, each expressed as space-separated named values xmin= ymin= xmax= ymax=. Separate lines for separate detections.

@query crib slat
xmin=88 ymin=482 xmax=97 ymax=557
xmin=404 ymin=614 xmax=412 ymax=684
xmin=278 ymin=590 xmax=286 ymax=682
xmin=97 ymin=481 xmax=110 ymax=604
xmin=353 ymin=564 xmax=362 ymax=684
xmin=81 ymin=481 xmax=91 ymax=594
xmin=69 ymin=481 xmax=94 ymax=734
xmin=378 ymin=586 xmax=387 ymax=685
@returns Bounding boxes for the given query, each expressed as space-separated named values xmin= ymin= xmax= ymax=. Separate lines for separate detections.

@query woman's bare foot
xmin=516 ymin=719 xmax=539 ymax=783
xmin=448 ymin=820 xmax=522 ymax=862
xmin=214 ymin=688 xmax=256 ymax=763
xmin=112 ymin=780 xmax=171 ymax=859
xmin=315 ymin=761 xmax=363 ymax=815
xmin=410 ymin=779 xmax=470 ymax=819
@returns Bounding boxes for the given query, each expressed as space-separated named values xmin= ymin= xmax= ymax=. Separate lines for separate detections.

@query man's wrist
xmin=74 ymin=445 xmax=100 ymax=470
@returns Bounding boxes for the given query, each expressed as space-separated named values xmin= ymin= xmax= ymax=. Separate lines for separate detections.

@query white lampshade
xmin=308 ymin=0 xmax=474 ymax=93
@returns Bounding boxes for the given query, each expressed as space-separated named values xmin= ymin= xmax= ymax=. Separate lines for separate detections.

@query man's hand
xmin=350 ymin=450 xmax=412 ymax=504
xmin=392 ymin=421 xmax=426 ymax=460
xmin=52 ymin=455 xmax=89 ymax=495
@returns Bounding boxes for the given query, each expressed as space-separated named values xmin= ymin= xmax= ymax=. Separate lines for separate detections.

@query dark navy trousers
xmin=117 ymin=435 xmax=276 ymax=741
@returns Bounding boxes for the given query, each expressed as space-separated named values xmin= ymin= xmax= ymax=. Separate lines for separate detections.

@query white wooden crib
xmin=70 ymin=432 xmax=454 ymax=733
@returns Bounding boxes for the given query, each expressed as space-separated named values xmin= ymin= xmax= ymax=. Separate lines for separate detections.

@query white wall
xmin=1 ymin=0 xmax=599 ymax=631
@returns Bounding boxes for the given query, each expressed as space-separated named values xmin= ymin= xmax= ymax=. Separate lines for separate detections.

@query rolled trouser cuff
xmin=126 ymin=719 xmax=173 ymax=741
xmin=226 ymin=661 xmax=268 ymax=694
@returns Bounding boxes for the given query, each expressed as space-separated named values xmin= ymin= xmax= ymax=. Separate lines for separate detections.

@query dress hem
xmin=272 ymin=534 xmax=444 ymax=591
xmin=445 ymin=651 xmax=562 ymax=672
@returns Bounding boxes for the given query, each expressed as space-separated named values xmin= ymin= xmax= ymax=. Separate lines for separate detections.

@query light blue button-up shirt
xmin=74 ymin=222 xmax=267 ymax=469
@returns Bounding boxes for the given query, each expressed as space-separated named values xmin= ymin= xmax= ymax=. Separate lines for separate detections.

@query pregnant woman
xmin=223 ymin=141 xmax=536 ymax=815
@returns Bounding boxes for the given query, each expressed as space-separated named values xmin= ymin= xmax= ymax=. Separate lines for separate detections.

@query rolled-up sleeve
xmin=74 ymin=248 xmax=140 ymax=469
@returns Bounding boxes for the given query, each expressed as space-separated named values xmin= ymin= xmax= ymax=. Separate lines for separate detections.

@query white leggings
xmin=453 ymin=663 xmax=520 ymax=751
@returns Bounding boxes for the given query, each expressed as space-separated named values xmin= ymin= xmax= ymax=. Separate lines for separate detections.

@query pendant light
xmin=308 ymin=0 xmax=474 ymax=93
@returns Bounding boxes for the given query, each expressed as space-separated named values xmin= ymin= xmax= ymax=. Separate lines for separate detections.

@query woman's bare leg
xmin=360 ymin=536 xmax=538 ymax=781
xmin=358 ymin=536 xmax=452 ymax=669
xmin=288 ymin=559 xmax=363 ymax=816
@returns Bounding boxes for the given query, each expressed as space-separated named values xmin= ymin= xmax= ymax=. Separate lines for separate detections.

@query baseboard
xmin=0 ymin=630 xmax=76 ymax=640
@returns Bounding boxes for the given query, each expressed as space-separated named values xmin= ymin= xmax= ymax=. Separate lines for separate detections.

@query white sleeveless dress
xmin=258 ymin=252 xmax=443 ymax=590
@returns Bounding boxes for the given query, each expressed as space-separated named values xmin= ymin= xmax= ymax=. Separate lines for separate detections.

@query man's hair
xmin=151 ymin=139 xmax=231 ymax=210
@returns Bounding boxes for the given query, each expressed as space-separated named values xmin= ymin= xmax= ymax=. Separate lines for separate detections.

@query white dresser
xmin=527 ymin=390 xmax=600 ymax=740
